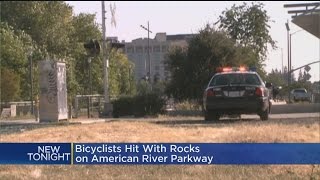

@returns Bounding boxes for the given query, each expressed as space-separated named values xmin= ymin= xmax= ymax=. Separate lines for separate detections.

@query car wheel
xmin=259 ymin=109 xmax=269 ymax=121
xmin=204 ymin=111 xmax=220 ymax=121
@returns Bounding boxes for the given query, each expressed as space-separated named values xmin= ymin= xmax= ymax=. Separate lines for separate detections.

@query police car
xmin=203 ymin=66 xmax=272 ymax=121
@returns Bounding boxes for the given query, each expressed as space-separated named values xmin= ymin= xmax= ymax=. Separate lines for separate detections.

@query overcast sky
xmin=66 ymin=1 xmax=320 ymax=82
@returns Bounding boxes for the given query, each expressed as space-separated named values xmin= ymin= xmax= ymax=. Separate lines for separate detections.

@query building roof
xmin=166 ymin=34 xmax=196 ymax=41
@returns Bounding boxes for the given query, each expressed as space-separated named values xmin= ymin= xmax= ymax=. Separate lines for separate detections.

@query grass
xmin=0 ymin=116 xmax=319 ymax=179
xmin=0 ymin=114 xmax=35 ymax=121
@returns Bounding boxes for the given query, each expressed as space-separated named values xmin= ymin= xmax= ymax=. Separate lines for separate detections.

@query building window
xmin=162 ymin=45 xmax=168 ymax=52
xmin=126 ymin=46 xmax=133 ymax=53
xmin=144 ymin=46 xmax=152 ymax=53
xmin=154 ymin=45 xmax=160 ymax=52
xmin=136 ymin=46 xmax=143 ymax=53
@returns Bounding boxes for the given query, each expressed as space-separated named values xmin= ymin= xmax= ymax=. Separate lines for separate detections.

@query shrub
xmin=174 ymin=100 xmax=202 ymax=111
xmin=133 ymin=92 xmax=166 ymax=117
xmin=112 ymin=92 xmax=166 ymax=118
xmin=112 ymin=96 xmax=135 ymax=118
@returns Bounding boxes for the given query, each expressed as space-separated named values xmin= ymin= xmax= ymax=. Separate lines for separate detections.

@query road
xmin=240 ymin=113 xmax=319 ymax=119
xmin=270 ymin=102 xmax=320 ymax=114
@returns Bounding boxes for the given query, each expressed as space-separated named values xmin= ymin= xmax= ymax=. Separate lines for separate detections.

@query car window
xmin=209 ymin=73 xmax=261 ymax=86
xmin=294 ymin=89 xmax=307 ymax=93
xmin=212 ymin=75 xmax=228 ymax=86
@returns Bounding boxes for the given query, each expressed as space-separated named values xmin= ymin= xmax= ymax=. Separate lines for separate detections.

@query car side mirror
xmin=265 ymin=82 xmax=272 ymax=88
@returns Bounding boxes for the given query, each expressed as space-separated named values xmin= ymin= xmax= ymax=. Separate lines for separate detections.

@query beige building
xmin=123 ymin=33 xmax=195 ymax=82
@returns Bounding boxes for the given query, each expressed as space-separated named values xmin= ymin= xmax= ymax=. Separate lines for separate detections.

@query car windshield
xmin=209 ymin=73 xmax=261 ymax=86
xmin=294 ymin=89 xmax=307 ymax=93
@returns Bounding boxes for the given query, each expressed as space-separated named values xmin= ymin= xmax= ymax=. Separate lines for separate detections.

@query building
xmin=123 ymin=33 xmax=195 ymax=82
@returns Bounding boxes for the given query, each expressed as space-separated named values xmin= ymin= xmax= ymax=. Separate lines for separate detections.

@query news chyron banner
xmin=0 ymin=143 xmax=319 ymax=165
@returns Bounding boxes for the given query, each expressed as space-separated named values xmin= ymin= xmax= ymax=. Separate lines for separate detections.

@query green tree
xmin=0 ymin=1 xmax=74 ymax=57
xmin=164 ymin=46 xmax=189 ymax=100
xmin=70 ymin=13 xmax=102 ymax=96
xmin=165 ymin=25 xmax=247 ymax=101
xmin=0 ymin=68 xmax=21 ymax=102
xmin=265 ymin=68 xmax=286 ymax=87
xmin=108 ymin=49 xmax=136 ymax=97
xmin=218 ymin=2 xmax=277 ymax=71
xmin=0 ymin=1 xmax=135 ymax=106
xmin=0 ymin=22 xmax=37 ymax=101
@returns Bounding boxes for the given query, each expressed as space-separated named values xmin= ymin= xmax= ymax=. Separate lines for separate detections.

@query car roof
xmin=214 ymin=71 xmax=258 ymax=76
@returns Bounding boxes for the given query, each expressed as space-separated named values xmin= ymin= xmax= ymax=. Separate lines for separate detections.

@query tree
xmin=0 ymin=1 xmax=74 ymax=57
xmin=266 ymin=68 xmax=286 ymax=87
xmin=298 ymin=69 xmax=303 ymax=82
xmin=164 ymin=46 xmax=189 ymax=101
xmin=0 ymin=22 xmax=36 ymax=101
xmin=70 ymin=13 xmax=103 ymax=96
xmin=0 ymin=1 xmax=135 ymax=107
xmin=108 ymin=49 xmax=136 ymax=97
xmin=218 ymin=2 xmax=277 ymax=67
xmin=1 ymin=68 xmax=20 ymax=102
xmin=165 ymin=25 xmax=248 ymax=101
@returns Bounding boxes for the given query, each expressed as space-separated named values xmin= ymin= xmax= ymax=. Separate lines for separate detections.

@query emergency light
xmin=215 ymin=66 xmax=257 ymax=73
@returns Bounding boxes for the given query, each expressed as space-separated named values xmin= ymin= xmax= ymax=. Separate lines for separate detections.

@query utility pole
xmin=140 ymin=21 xmax=152 ymax=84
xmin=285 ymin=20 xmax=291 ymax=102
xmin=281 ymin=48 xmax=283 ymax=73
xmin=29 ymin=51 xmax=34 ymax=115
xmin=289 ymin=29 xmax=303 ymax=83
xmin=87 ymin=57 xmax=92 ymax=118
xmin=148 ymin=21 xmax=151 ymax=83
xmin=102 ymin=1 xmax=112 ymax=116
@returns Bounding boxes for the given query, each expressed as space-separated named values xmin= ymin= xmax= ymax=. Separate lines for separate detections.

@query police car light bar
xmin=216 ymin=66 xmax=253 ymax=73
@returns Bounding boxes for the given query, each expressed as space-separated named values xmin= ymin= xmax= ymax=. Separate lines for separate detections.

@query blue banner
xmin=73 ymin=143 xmax=320 ymax=165
xmin=0 ymin=143 xmax=71 ymax=164
xmin=0 ymin=143 xmax=319 ymax=164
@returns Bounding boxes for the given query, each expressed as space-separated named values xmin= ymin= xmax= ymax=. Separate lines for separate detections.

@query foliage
xmin=112 ymin=92 xmax=166 ymax=118
xmin=0 ymin=1 xmax=135 ymax=106
xmin=165 ymin=25 xmax=254 ymax=101
xmin=174 ymin=100 xmax=202 ymax=111
xmin=218 ymin=2 xmax=277 ymax=63
xmin=0 ymin=22 xmax=36 ymax=101
xmin=112 ymin=96 xmax=135 ymax=118
xmin=133 ymin=92 xmax=166 ymax=117
xmin=108 ymin=49 xmax=136 ymax=97
xmin=265 ymin=68 xmax=287 ymax=87
xmin=0 ymin=1 xmax=74 ymax=57
xmin=136 ymin=80 xmax=152 ymax=95
xmin=266 ymin=67 xmax=313 ymax=99
xmin=165 ymin=10 xmax=277 ymax=101
xmin=297 ymin=69 xmax=311 ymax=82
xmin=0 ymin=68 xmax=20 ymax=102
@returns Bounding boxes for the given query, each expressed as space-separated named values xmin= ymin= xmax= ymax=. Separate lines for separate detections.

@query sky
xmin=66 ymin=1 xmax=320 ymax=82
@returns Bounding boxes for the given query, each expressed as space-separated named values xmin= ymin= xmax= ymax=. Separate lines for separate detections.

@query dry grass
xmin=0 ymin=116 xmax=319 ymax=179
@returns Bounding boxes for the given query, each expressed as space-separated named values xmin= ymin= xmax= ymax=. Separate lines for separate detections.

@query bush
xmin=133 ymin=92 xmax=166 ymax=117
xmin=112 ymin=92 xmax=166 ymax=118
xmin=112 ymin=96 xmax=135 ymax=118
xmin=174 ymin=100 xmax=202 ymax=111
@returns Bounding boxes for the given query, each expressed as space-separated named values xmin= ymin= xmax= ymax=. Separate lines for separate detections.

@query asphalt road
xmin=270 ymin=103 xmax=320 ymax=114
xmin=240 ymin=113 xmax=319 ymax=119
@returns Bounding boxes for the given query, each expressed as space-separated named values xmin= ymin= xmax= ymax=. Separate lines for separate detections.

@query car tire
xmin=259 ymin=109 xmax=269 ymax=121
xmin=204 ymin=111 xmax=220 ymax=121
